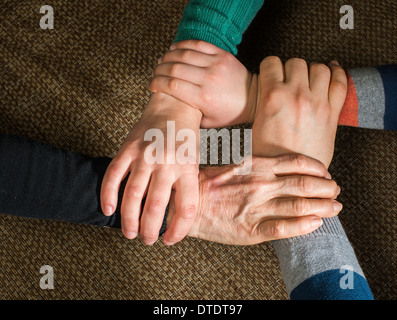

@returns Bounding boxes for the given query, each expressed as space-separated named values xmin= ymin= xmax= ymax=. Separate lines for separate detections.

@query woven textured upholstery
xmin=0 ymin=0 xmax=395 ymax=299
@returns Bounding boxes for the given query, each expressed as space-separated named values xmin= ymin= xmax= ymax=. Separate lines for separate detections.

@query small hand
xmin=100 ymin=93 xmax=201 ymax=245
xmin=149 ymin=40 xmax=258 ymax=128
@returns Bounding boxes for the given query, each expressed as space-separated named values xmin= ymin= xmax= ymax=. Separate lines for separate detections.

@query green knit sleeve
xmin=174 ymin=0 xmax=264 ymax=55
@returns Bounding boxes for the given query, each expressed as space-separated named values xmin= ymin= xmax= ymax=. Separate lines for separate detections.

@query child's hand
xmin=149 ymin=40 xmax=258 ymax=128
xmin=100 ymin=93 xmax=201 ymax=246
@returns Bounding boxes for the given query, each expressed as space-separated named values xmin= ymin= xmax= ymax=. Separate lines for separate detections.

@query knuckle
xmin=201 ymin=90 xmax=214 ymax=104
xmin=168 ymin=78 xmax=179 ymax=91
xmin=195 ymin=40 xmax=210 ymax=51
xmin=287 ymin=57 xmax=307 ymax=66
xmin=206 ymin=69 xmax=218 ymax=82
xmin=181 ymin=204 xmax=197 ymax=222
xmin=220 ymin=52 xmax=233 ymax=65
xmin=293 ymin=154 xmax=308 ymax=171
xmin=260 ymin=56 xmax=282 ymax=74
xmin=124 ymin=184 xmax=143 ymax=200
xmin=298 ymin=176 xmax=312 ymax=194
xmin=294 ymin=199 xmax=310 ymax=216
xmin=295 ymin=92 xmax=312 ymax=109
xmin=180 ymin=50 xmax=191 ymax=61
xmin=311 ymin=63 xmax=331 ymax=76
xmin=146 ymin=198 xmax=164 ymax=214
xmin=260 ymin=55 xmax=281 ymax=67
xmin=271 ymin=220 xmax=285 ymax=238
xmin=170 ymin=63 xmax=180 ymax=76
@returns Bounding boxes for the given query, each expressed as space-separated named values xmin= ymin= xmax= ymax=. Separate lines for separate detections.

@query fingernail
xmin=330 ymin=60 xmax=340 ymax=66
xmin=337 ymin=186 xmax=341 ymax=196
xmin=144 ymin=239 xmax=156 ymax=246
xmin=104 ymin=205 xmax=113 ymax=216
xmin=169 ymin=44 xmax=176 ymax=50
xmin=164 ymin=240 xmax=175 ymax=246
xmin=333 ymin=201 xmax=343 ymax=212
xmin=310 ymin=217 xmax=323 ymax=229
xmin=158 ymin=57 xmax=163 ymax=64
xmin=125 ymin=231 xmax=137 ymax=239
xmin=325 ymin=172 xmax=332 ymax=180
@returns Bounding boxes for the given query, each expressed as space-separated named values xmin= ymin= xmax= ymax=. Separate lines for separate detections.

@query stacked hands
xmin=100 ymin=40 xmax=348 ymax=246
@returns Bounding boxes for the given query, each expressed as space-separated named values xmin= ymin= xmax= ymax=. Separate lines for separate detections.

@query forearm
xmin=0 ymin=133 xmax=168 ymax=234
xmin=174 ymin=0 xmax=264 ymax=55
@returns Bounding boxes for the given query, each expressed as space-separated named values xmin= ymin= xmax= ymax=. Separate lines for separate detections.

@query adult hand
xmin=166 ymin=155 xmax=340 ymax=245
xmin=252 ymin=57 xmax=348 ymax=168
xmin=101 ymin=93 xmax=201 ymax=246
xmin=149 ymin=40 xmax=258 ymax=128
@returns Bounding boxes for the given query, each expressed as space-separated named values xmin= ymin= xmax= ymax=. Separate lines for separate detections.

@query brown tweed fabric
xmin=0 ymin=0 xmax=396 ymax=299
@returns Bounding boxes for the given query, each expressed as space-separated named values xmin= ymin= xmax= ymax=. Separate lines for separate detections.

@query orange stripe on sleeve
xmin=338 ymin=71 xmax=359 ymax=127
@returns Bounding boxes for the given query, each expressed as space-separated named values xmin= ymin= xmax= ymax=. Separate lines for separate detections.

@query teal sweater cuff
xmin=174 ymin=0 xmax=264 ymax=55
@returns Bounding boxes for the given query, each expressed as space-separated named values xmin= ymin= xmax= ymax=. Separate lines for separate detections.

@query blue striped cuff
xmin=290 ymin=269 xmax=374 ymax=300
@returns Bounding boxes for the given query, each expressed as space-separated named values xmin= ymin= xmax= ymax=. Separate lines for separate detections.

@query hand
xmin=166 ymin=155 xmax=341 ymax=245
xmin=149 ymin=40 xmax=258 ymax=128
xmin=252 ymin=57 xmax=348 ymax=168
xmin=100 ymin=93 xmax=201 ymax=246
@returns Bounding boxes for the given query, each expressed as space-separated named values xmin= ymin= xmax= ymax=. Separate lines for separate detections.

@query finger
xmin=139 ymin=171 xmax=174 ymax=245
xmin=328 ymin=61 xmax=348 ymax=111
xmin=256 ymin=215 xmax=323 ymax=241
xmin=148 ymin=76 xmax=203 ymax=109
xmin=285 ymin=58 xmax=309 ymax=87
xmin=153 ymin=62 xmax=207 ymax=85
xmin=120 ymin=166 xmax=151 ymax=239
xmin=159 ymin=49 xmax=215 ymax=67
xmin=259 ymin=56 xmax=285 ymax=87
xmin=100 ymin=154 xmax=132 ymax=217
xmin=163 ymin=172 xmax=199 ymax=245
xmin=269 ymin=198 xmax=343 ymax=218
xmin=271 ymin=154 xmax=331 ymax=179
xmin=276 ymin=175 xmax=340 ymax=199
xmin=170 ymin=40 xmax=220 ymax=55
xmin=309 ymin=62 xmax=331 ymax=96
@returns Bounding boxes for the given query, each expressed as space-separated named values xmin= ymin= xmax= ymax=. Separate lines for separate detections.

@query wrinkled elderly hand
xmin=166 ymin=155 xmax=341 ymax=245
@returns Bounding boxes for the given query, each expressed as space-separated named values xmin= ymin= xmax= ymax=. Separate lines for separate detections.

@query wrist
xmin=146 ymin=92 xmax=203 ymax=124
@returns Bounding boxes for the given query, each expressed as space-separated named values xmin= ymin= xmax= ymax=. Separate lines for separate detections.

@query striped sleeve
xmin=273 ymin=217 xmax=374 ymax=300
xmin=338 ymin=65 xmax=397 ymax=130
